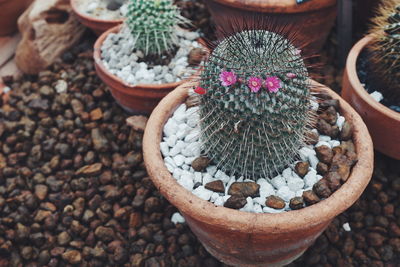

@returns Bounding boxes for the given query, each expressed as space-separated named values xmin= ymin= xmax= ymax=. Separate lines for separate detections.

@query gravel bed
xmin=101 ymin=26 xmax=201 ymax=86
xmin=76 ymin=0 xmax=128 ymax=20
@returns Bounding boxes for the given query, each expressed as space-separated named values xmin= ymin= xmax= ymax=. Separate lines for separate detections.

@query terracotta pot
xmin=70 ymin=0 xmax=124 ymax=35
xmin=143 ymin=81 xmax=373 ymax=266
xmin=94 ymin=24 xmax=198 ymax=114
xmin=0 ymin=0 xmax=33 ymax=36
xmin=203 ymin=0 xmax=337 ymax=55
xmin=342 ymin=34 xmax=400 ymax=160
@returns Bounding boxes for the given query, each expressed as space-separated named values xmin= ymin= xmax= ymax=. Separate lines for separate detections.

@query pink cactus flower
xmin=248 ymin=77 xmax=262 ymax=93
xmin=265 ymin=76 xmax=282 ymax=93
xmin=295 ymin=49 xmax=302 ymax=55
xmin=286 ymin=72 xmax=296 ymax=79
xmin=194 ymin=86 xmax=206 ymax=95
xmin=219 ymin=71 xmax=237 ymax=86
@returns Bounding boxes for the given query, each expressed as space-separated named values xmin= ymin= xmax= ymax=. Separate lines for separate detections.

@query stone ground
xmin=0 ymin=1 xmax=399 ymax=267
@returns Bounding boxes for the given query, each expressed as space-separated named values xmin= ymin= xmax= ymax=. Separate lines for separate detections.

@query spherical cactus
xmin=126 ymin=0 xmax=187 ymax=55
xmin=368 ymin=0 xmax=400 ymax=102
xmin=196 ymin=30 xmax=314 ymax=179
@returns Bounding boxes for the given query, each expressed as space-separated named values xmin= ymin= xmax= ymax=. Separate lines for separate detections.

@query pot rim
xmin=143 ymin=80 xmax=373 ymax=234
xmin=345 ymin=34 xmax=400 ymax=121
xmin=70 ymin=0 xmax=124 ymax=24
xmin=206 ymin=0 xmax=337 ymax=13
xmin=93 ymin=24 xmax=198 ymax=93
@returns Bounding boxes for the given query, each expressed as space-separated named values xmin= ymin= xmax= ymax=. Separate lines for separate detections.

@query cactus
xmin=368 ymin=0 xmax=400 ymax=102
xmin=126 ymin=0 xmax=188 ymax=55
xmin=196 ymin=30 xmax=315 ymax=179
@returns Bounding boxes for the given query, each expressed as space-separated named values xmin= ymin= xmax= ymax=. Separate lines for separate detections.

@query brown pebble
xmin=302 ymin=190 xmax=321 ymax=205
xmin=265 ymin=195 xmax=285 ymax=209
xmin=62 ymin=250 xmax=82 ymax=264
xmin=289 ymin=197 xmax=304 ymax=210
xmin=191 ymin=156 xmax=210 ymax=172
xmin=188 ymin=47 xmax=207 ymax=66
xmin=75 ymin=163 xmax=103 ymax=176
xmin=325 ymin=172 xmax=342 ymax=191
xmin=224 ymin=196 xmax=247 ymax=209
xmin=126 ymin=116 xmax=148 ymax=132
xmin=340 ymin=121 xmax=353 ymax=141
xmin=313 ymin=178 xmax=332 ymax=199
xmin=295 ymin=161 xmax=309 ymax=178
xmin=315 ymin=145 xmax=333 ymax=164
xmin=90 ymin=108 xmax=103 ymax=121
xmin=317 ymin=162 xmax=329 ymax=175
xmin=204 ymin=180 xmax=225 ymax=193
xmin=228 ymin=182 xmax=260 ymax=198
xmin=34 ymin=184 xmax=48 ymax=200
xmin=305 ymin=131 xmax=319 ymax=145
xmin=319 ymin=99 xmax=339 ymax=110
xmin=320 ymin=106 xmax=337 ymax=125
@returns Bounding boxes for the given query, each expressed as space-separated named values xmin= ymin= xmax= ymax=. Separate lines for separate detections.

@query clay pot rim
xmin=143 ymin=80 xmax=373 ymax=233
xmin=208 ymin=0 xmax=337 ymax=13
xmin=93 ymin=24 xmax=198 ymax=93
xmin=70 ymin=0 xmax=125 ymax=24
xmin=346 ymin=34 xmax=400 ymax=122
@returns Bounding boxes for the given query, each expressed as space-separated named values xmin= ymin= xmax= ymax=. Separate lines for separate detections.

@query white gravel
xmin=101 ymin=25 xmax=200 ymax=86
xmin=161 ymin=95 xmax=347 ymax=213
xmin=171 ymin=212 xmax=186 ymax=224
xmin=76 ymin=0 xmax=128 ymax=20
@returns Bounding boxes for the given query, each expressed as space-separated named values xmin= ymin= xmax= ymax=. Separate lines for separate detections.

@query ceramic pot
xmin=70 ymin=0 xmax=124 ymax=35
xmin=143 ymin=81 xmax=373 ymax=267
xmin=93 ymin=25 xmax=199 ymax=114
xmin=0 ymin=0 xmax=33 ymax=36
xmin=342 ymin=34 xmax=400 ymax=160
xmin=203 ymin=0 xmax=337 ymax=55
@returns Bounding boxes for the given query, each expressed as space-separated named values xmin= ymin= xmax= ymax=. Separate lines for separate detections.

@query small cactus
xmin=125 ymin=0 xmax=188 ymax=55
xmin=196 ymin=30 xmax=315 ymax=180
xmin=368 ymin=0 xmax=400 ymax=102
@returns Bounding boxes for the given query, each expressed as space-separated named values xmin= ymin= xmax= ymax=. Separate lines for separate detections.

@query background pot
xmin=94 ymin=25 xmax=193 ymax=114
xmin=143 ymin=81 xmax=373 ymax=267
xmin=0 ymin=0 xmax=33 ymax=36
xmin=70 ymin=0 xmax=124 ymax=35
xmin=203 ymin=0 xmax=337 ymax=55
xmin=342 ymin=34 xmax=400 ymax=160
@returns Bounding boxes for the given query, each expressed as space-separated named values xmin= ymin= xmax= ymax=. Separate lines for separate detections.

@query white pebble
xmin=173 ymin=155 xmax=185 ymax=167
xmin=330 ymin=140 xmax=340 ymax=148
xmin=206 ymin=166 xmax=217 ymax=176
xmin=287 ymin=177 xmax=305 ymax=192
xmin=336 ymin=116 xmax=345 ymax=130
xmin=308 ymin=154 xmax=319 ymax=170
xmin=165 ymin=163 xmax=174 ymax=173
xmin=173 ymin=104 xmax=187 ymax=123
xmin=342 ymin=222 xmax=351 ymax=232
xmin=164 ymin=119 xmax=178 ymax=137
xmin=263 ymin=206 xmax=284 ymax=213
xmin=214 ymin=196 xmax=225 ymax=206
xmin=178 ymin=176 xmax=194 ymax=191
xmin=192 ymin=186 xmax=213 ymax=201
xmin=282 ymin=168 xmax=292 ymax=181
xmin=164 ymin=157 xmax=177 ymax=168
xmin=315 ymin=141 xmax=331 ymax=148
xmin=172 ymin=168 xmax=182 ymax=179
xmin=253 ymin=197 xmax=266 ymax=206
xmin=370 ymin=91 xmax=383 ymax=102
xmin=254 ymin=204 xmax=263 ymax=213
xmin=319 ymin=135 xmax=332 ymax=142
xmin=193 ymin=172 xmax=202 ymax=184
xmin=202 ymin=173 xmax=214 ymax=184
xmin=210 ymin=192 xmax=220 ymax=203
xmin=276 ymin=186 xmax=295 ymax=202
xmin=241 ymin=197 xmax=254 ymax=212
xmin=171 ymin=212 xmax=185 ymax=224
xmin=271 ymin=175 xmax=286 ymax=189
xmin=160 ymin=142 xmax=169 ymax=157
xmin=304 ymin=169 xmax=318 ymax=188
xmin=299 ymin=147 xmax=316 ymax=161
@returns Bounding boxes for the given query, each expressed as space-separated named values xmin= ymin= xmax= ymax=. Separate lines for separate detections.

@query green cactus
xmin=197 ymin=30 xmax=314 ymax=179
xmin=126 ymin=0 xmax=188 ymax=55
xmin=368 ymin=0 xmax=400 ymax=102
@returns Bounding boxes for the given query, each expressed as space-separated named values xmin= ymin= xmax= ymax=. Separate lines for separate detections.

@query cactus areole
xmin=197 ymin=30 xmax=315 ymax=179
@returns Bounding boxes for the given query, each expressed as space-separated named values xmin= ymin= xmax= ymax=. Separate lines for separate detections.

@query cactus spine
xmin=197 ymin=30 xmax=314 ymax=180
xmin=368 ymin=0 xmax=400 ymax=102
xmin=126 ymin=0 xmax=188 ymax=55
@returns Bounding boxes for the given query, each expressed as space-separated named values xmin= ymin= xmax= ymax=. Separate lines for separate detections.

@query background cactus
xmin=368 ymin=0 xmax=400 ymax=102
xmin=197 ymin=30 xmax=315 ymax=180
xmin=126 ymin=0 xmax=188 ymax=55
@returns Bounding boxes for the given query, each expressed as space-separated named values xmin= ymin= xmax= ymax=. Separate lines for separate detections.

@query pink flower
xmin=219 ymin=71 xmax=237 ymax=86
xmin=265 ymin=76 xmax=282 ymax=93
xmin=248 ymin=77 xmax=262 ymax=93
xmin=295 ymin=49 xmax=302 ymax=55
xmin=194 ymin=86 xmax=206 ymax=95
xmin=286 ymin=72 xmax=296 ymax=79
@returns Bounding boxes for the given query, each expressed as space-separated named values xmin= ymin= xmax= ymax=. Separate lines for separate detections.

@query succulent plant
xmin=368 ymin=0 xmax=400 ymax=102
xmin=125 ymin=0 xmax=188 ymax=56
xmin=196 ymin=30 xmax=315 ymax=180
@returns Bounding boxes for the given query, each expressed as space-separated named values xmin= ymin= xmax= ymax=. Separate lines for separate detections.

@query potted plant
xmin=143 ymin=27 xmax=373 ymax=266
xmin=203 ymin=0 xmax=337 ymax=54
xmin=70 ymin=0 xmax=126 ymax=35
xmin=342 ymin=0 xmax=400 ymax=159
xmin=93 ymin=0 xmax=204 ymax=114
xmin=0 ymin=0 xmax=33 ymax=36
